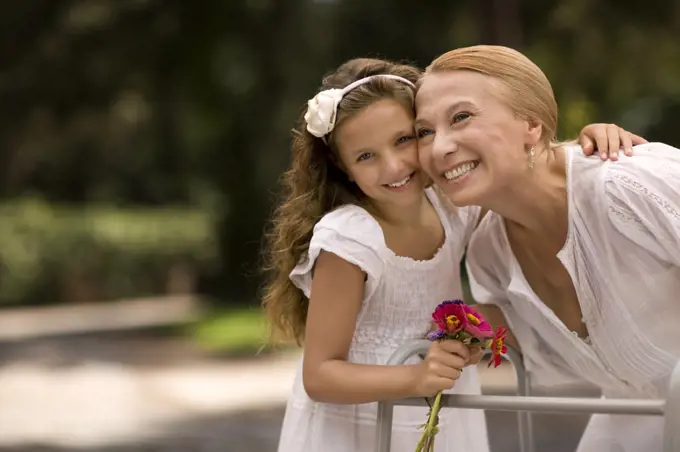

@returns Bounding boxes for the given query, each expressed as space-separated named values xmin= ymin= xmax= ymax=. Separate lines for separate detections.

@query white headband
xmin=303 ymin=74 xmax=416 ymax=142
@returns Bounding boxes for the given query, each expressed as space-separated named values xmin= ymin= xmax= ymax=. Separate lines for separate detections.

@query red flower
xmin=488 ymin=327 xmax=508 ymax=368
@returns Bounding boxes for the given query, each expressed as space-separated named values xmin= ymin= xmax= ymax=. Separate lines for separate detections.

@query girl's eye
xmin=453 ymin=112 xmax=471 ymax=124
xmin=357 ymin=152 xmax=372 ymax=162
xmin=417 ymin=128 xmax=433 ymax=139
xmin=396 ymin=135 xmax=415 ymax=145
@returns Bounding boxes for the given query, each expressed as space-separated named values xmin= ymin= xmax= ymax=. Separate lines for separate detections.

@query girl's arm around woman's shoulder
xmin=601 ymin=142 xmax=680 ymax=268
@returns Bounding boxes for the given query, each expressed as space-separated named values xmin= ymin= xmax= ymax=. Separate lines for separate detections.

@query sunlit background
xmin=0 ymin=1 xmax=678 ymax=451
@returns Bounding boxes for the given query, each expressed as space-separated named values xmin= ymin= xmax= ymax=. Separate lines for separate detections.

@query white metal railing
xmin=375 ymin=339 xmax=680 ymax=452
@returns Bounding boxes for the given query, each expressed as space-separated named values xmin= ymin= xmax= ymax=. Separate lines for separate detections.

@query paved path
xmin=0 ymin=335 xmax=296 ymax=448
xmin=0 ymin=333 xmax=601 ymax=452
xmin=0 ymin=296 xmax=202 ymax=341
xmin=0 ymin=299 xmax=602 ymax=451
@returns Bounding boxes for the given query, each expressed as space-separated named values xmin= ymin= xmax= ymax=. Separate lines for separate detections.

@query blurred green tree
xmin=0 ymin=0 xmax=678 ymax=306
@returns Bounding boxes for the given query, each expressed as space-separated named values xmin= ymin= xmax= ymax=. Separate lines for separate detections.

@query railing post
xmin=375 ymin=399 xmax=395 ymax=452
xmin=664 ymin=359 xmax=680 ymax=451
xmin=506 ymin=347 xmax=535 ymax=452
xmin=375 ymin=340 xmax=430 ymax=452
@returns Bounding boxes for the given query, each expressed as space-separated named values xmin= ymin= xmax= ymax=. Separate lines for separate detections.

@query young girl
xmin=261 ymin=58 xmax=640 ymax=452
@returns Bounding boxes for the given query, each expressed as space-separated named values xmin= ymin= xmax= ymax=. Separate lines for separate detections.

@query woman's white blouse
xmin=466 ymin=142 xmax=680 ymax=399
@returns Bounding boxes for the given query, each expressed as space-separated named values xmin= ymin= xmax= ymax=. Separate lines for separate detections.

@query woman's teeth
xmin=387 ymin=175 xmax=411 ymax=188
xmin=444 ymin=162 xmax=478 ymax=181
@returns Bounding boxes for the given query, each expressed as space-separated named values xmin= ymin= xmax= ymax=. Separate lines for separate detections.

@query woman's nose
xmin=432 ymin=131 xmax=457 ymax=160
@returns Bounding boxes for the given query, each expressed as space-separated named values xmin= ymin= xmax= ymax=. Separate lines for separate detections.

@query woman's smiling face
xmin=415 ymin=70 xmax=539 ymax=207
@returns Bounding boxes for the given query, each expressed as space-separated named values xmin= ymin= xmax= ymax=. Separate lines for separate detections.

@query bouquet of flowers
xmin=416 ymin=300 xmax=508 ymax=452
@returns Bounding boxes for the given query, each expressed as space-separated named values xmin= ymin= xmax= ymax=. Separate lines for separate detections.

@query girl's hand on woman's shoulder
xmin=578 ymin=123 xmax=648 ymax=161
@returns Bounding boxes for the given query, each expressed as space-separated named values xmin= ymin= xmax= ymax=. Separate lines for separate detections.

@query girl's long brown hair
xmin=261 ymin=58 xmax=421 ymax=345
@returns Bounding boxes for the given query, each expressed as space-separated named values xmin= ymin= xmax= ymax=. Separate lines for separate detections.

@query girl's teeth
xmin=445 ymin=162 xmax=478 ymax=181
xmin=388 ymin=175 xmax=410 ymax=188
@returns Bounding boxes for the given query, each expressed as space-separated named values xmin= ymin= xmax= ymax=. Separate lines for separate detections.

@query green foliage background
xmin=1 ymin=0 xmax=678 ymax=306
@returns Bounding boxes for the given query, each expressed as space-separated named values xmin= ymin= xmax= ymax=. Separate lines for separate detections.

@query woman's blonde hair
xmin=261 ymin=58 xmax=421 ymax=345
xmin=425 ymin=45 xmax=558 ymax=148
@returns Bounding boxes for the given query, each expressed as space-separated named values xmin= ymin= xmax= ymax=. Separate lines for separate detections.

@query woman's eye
xmin=417 ymin=128 xmax=433 ymax=139
xmin=452 ymin=112 xmax=471 ymax=124
xmin=357 ymin=152 xmax=372 ymax=162
xmin=396 ymin=135 xmax=415 ymax=145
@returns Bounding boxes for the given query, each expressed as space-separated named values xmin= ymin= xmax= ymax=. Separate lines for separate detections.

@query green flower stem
xmin=415 ymin=390 xmax=443 ymax=452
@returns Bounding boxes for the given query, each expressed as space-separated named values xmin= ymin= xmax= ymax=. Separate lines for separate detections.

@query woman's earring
xmin=529 ymin=146 xmax=536 ymax=169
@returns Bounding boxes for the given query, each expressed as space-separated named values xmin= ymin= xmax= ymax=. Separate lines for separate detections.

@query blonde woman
xmin=415 ymin=45 xmax=680 ymax=451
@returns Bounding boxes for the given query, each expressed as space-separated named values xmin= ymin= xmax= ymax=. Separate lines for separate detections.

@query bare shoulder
xmin=314 ymin=248 xmax=366 ymax=278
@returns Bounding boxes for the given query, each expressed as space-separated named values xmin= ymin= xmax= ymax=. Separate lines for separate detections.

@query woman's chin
xmin=446 ymin=192 xmax=477 ymax=207
xmin=434 ymin=182 xmax=477 ymax=207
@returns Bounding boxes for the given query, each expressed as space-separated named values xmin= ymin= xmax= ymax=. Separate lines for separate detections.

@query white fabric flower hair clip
xmin=303 ymin=74 xmax=416 ymax=144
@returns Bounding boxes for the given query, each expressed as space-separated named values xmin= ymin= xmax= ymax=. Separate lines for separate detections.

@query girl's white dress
xmin=466 ymin=143 xmax=680 ymax=452
xmin=277 ymin=188 xmax=490 ymax=452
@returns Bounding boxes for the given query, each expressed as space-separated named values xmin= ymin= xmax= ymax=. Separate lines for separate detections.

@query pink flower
xmin=431 ymin=300 xmax=494 ymax=340
xmin=460 ymin=304 xmax=494 ymax=340
xmin=431 ymin=300 xmax=469 ymax=335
